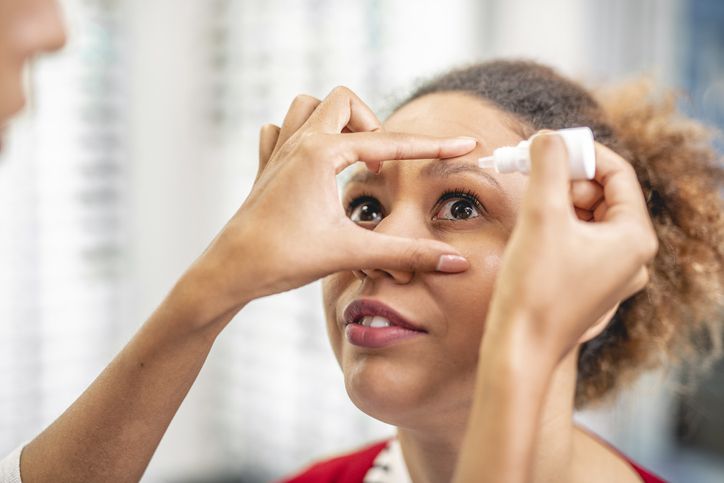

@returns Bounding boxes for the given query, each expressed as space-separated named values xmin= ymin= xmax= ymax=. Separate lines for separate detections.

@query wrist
xmin=480 ymin=306 xmax=559 ymax=382
xmin=163 ymin=262 xmax=250 ymax=339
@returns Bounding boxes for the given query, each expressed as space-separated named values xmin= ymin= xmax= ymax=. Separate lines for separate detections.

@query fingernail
xmin=530 ymin=131 xmax=564 ymax=154
xmin=530 ymin=130 xmax=554 ymax=144
xmin=365 ymin=161 xmax=382 ymax=173
xmin=447 ymin=137 xmax=477 ymax=149
xmin=436 ymin=254 xmax=469 ymax=273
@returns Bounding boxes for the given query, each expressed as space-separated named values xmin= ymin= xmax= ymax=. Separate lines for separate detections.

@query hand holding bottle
xmin=485 ymin=132 xmax=658 ymax=364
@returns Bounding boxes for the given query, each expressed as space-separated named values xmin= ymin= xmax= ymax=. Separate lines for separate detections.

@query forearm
xmin=19 ymin=276 xmax=241 ymax=483
xmin=452 ymin=315 xmax=556 ymax=483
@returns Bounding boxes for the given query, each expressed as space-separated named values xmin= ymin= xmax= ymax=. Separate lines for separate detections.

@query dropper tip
xmin=478 ymin=156 xmax=496 ymax=169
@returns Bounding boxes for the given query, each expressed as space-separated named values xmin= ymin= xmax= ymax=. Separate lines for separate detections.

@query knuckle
xmin=331 ymin=85 xmax=352 ymax=96
xmin=298 ymin=132 xmax=333 ymax=158
xmin=631 ymin=268 xmax=650 ymax=294
xmin=297 ymin=132 xmax=321 ymax=154
xmin=292 ymin=94 xmax=318 ymax=108
xmin=621 ymin=160 xmax=638 ymax=178
xmin=632 ymin=226 xmax=658 ymax=264
xmin=328 ymin=85 xmax=356 ymax=102
xmin=403 ymin=244 xmax=425 ymax=270
xmin=292 ymin=94 xmax=311 ymax=104
xmin=391 ymin=138 xmax=413 ymax=160
xmin=640 ymin=268 xmax=651 ymax=287
xmin=289 ymin=96 xmax=318 ymax=115
xmin=432 ymin=145 xmax=444 ymax=160
xmin=260 ymin=123 xmax=277 ymax=135
xmin=643 ymin=231 xmax=659 ymax=260
xmin=631 ymin=233 xmax=658 ymax=266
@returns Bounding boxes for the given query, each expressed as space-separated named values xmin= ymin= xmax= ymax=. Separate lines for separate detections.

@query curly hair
xmin=398 ymin=60 xmax=724 ymax=408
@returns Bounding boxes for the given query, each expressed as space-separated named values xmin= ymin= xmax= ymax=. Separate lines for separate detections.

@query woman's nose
xmin=352 ymin=208 xmax=427 ymax=284
xmin=354 ymin=265 xmax=414 ymax=284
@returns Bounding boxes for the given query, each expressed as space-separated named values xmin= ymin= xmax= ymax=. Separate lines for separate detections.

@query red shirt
xmin=279 ymin=440 xmax=667 ymax=483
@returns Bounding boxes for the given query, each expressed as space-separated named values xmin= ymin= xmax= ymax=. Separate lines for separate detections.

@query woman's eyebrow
xmin=420 ymin=162 xmax=503 ymax=193
xmin=343 ymin=162 xmax=503 ymax=193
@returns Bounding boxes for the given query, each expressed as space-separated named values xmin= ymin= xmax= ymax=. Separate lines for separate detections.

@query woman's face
xmin=0 ymin=0 xmax=65 ymax=136
xmin=323 ymin=92 xmax=530 ymax=429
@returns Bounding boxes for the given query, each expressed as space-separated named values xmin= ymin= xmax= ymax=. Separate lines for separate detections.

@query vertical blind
xmin=0 ymin=0 xmax=124 ymax=454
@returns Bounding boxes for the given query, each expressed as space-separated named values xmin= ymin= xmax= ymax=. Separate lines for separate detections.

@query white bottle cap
xmin=478 ymin=127 xmax=596 ymax=180
xmin=557 ymin=127 xmax=596 ymax=180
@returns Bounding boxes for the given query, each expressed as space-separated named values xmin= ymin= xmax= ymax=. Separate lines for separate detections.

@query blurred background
xmin=0 ymin=0 xmax=723 ymax=481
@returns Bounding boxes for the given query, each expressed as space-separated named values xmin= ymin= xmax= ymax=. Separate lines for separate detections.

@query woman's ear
xmin=578 ymin=303 xmax=620 ymax=344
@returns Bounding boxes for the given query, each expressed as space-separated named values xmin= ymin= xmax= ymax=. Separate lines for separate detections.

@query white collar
xmin=363 ymin=438 xmax=413 ymax=483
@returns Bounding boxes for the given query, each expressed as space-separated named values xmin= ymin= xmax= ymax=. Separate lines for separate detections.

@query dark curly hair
xmin=397 ymin=60 xmax=724 ymax=407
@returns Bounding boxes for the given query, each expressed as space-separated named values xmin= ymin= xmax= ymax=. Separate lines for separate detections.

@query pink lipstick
xmin=342 ymin=299 xmax=426 ymax=349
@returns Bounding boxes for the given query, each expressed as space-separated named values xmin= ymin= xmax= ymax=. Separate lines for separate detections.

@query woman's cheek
xmin=481 ymin=253 xmax=502 ymax=274
xmin=440 ymin=248 xmax=502 ymax=329
xmin=473 ymin=253 xmax=502 ymax=328
xmin=322 ymin=273 xmax=354 ymax=357
xmin=322 ymin=274 xmax=343 ymax=316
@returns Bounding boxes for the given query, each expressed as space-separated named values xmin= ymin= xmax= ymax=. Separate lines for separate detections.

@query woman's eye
xmin=433 ymin=194 xmax=483 ymax=221
xmin=348 ymin=197 xmax=383 ymax=225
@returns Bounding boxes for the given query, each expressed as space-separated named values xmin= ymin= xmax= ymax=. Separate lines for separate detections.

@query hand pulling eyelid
xmin=478 ymin=127 xmax=596 ymax=180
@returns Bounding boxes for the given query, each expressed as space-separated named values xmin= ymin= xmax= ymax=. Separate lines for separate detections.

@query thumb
xmin=527 ymin=132 xmax=571 ymax=211
xmin=340 ymin=228 xmax=469 ymax=274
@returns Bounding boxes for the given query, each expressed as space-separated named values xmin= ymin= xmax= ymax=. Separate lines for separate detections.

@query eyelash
xmin=438 ymin=187 xmax=486 ymax=215
xmin=346 ymin=193 xmax=378 ymax=217
xmin=345 ymin=188 xmax=486 ymax=219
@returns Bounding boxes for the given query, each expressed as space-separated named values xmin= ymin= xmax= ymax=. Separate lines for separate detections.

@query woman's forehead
xmin=383 ymin=92 xmax=525 ymax=150
xmin=337 ymin=92 xmax=530 ymax=195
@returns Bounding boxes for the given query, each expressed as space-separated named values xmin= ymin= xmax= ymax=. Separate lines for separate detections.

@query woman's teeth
xmin=360 ymin=316 xmax=392 ymax=328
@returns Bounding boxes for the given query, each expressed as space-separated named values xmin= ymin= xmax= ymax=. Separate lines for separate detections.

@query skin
xmin=323 ymin=93 xmax=655 ymax=483
xmin=1 ymin=1 xmax=657 ymax=481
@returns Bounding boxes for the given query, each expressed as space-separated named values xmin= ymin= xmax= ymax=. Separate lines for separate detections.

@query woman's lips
xmin=342 ymin=299 xmax=427 ymax=349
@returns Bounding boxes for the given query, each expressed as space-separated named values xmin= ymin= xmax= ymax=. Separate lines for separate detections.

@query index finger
xmin=331 ymin=131 xmax=478 ymax=173
xmin=305 ymin=86 xmax=382 ymax=134
xmin=593 ymin=143 xmax=650 ymax=225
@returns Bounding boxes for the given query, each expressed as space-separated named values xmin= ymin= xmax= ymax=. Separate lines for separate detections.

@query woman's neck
xmin=397 ymin=352 xmax=578 ymax=483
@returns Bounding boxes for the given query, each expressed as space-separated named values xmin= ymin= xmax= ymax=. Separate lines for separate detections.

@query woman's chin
xmin=342 ymin=355 xmax=436 ymax=427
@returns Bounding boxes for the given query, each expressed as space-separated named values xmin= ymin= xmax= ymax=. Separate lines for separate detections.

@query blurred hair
xmin=398 ymin=60 xmax=724 ymax=407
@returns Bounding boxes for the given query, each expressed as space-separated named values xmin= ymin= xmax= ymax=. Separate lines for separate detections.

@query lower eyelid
xmin=432 ymin=214 xmax=482 ymax=222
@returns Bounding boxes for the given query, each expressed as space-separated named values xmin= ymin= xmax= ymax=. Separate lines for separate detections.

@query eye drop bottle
xmin=478 ymin=126 xmax=596 ymax=180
